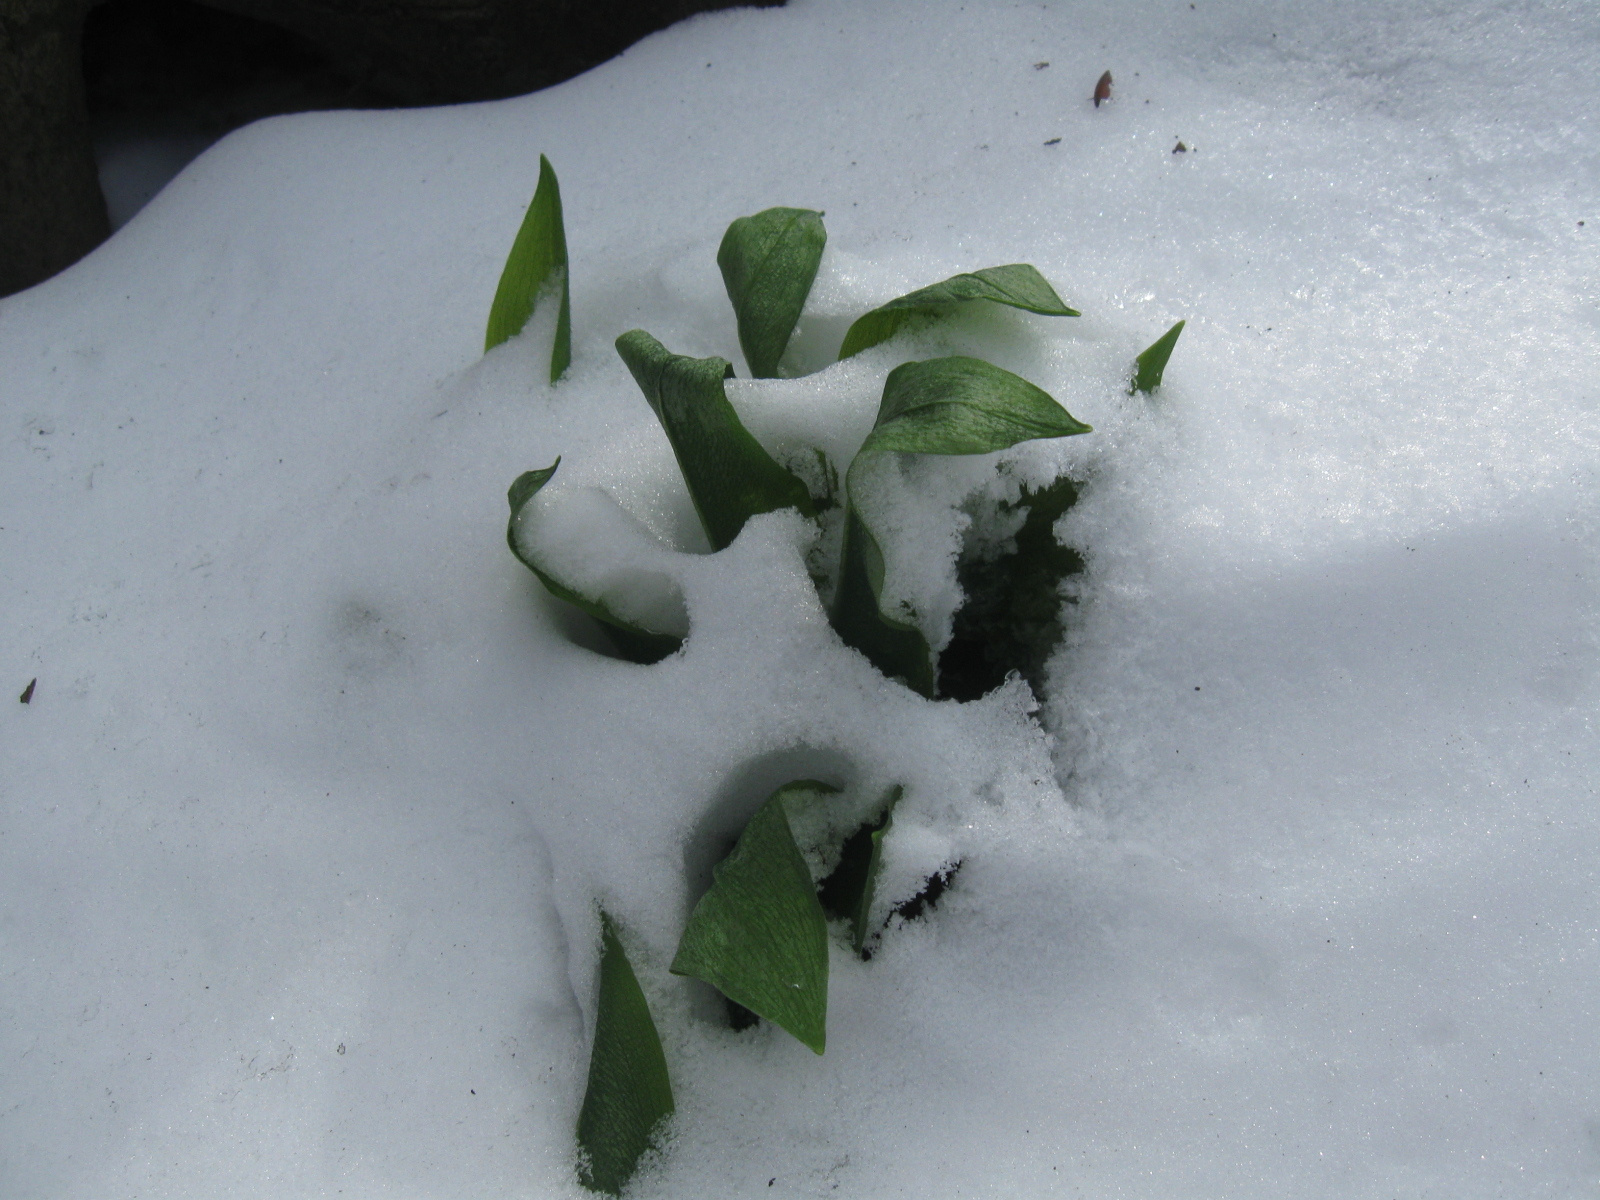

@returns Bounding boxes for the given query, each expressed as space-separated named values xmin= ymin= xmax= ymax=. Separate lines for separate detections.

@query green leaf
xmin=717 ymin=207 xmax=827 ymax=378
xmin=832 ymin=510 xmax=937 ymax=696
xmin=849 ymin=787 xmax=899 ymax=954
xmin=576 ymin=914 xmax=674 ymax=1196
xmin=837 ymin=264 xmax=1078 ymax=360
xmin=860 ymin=356 xmax=1094 ymax=456
xmin=616 ymin=330 xmax=816 ymax=551
xmin=1131 ymin=319 xmax=1185 ymax=394
xmin=816 ymin=786 xmax=903 ymax=955
xmin=671 ymin=784 xmax=830 ymax=1054
xmin=506 ymin=461 xmax=684 ymax=664
xmin=485 ymin=154 xmax=572 ymax=383
xmin=831 ymin=357 xmax=1092 ymax=695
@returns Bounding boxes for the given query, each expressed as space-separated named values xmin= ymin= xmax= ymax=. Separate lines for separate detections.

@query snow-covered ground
xmin=4 ymin=1 xmax=1599 ymax=1196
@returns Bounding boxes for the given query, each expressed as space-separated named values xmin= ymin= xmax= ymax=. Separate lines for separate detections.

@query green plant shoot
xmin=485 ymin=154 xmax=572 ymax=383
xmin=616 ymin=330 xmax=816 ymax=550
xmin=834 ymin=356 xmax=1092 ymax=695
xmin=847 ymin=787 xmax=898 ymax=954
xmin=1131 ymin=319 xmax=1185 ymax=393
xmin=718 ymin=207 xmax=827 ymax=377
xmin=815 ymin=785 xmax=903 ymax=954
xmin=506 ymin=461 xmax=685 ymax=663
xmin=837 ymin=264 xmax=1078 ymax=360
xmin=576 ymin=913 xmax=675 ymax=1195
xmin=672 ymin=784 xmax=830 ymax=1054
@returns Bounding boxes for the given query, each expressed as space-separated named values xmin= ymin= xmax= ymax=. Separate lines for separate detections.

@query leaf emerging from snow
xmin=506 ymin=461 xmax=685 ymax=663
xmin=671 ymin=784 xmax=830 ymax=1055
xmin=833 ymin=357 xmax=1092 ymax=696
xmin=1131 ymin=319 xmax=1185 ymax=394
xmin=576 ymin=914 xmax=674 ymax=1196
xmin=718 ymin=207 xmax=827 ymax=378
xmin=837 ymin=264 xmax=1078 ymax=360
xmin=485 ymin=155 xmax=572 ymax=382
xmin=616 ymin=329 xmax=816 ymax=551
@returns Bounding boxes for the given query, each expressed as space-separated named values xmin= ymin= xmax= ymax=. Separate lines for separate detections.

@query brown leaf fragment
xmin=20 ymin=678 xmax=36 ymax=704
xmin=1093 ymin=70 xmax=1113 ymax=107
xmin=1173 ymin=141 xmax=1188 ymax=153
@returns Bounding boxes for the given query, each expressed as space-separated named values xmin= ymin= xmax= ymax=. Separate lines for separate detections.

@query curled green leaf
xmin=1132 ymin=319 xmax=1185 ymax=394
xmin=833 ymin=357 xmax=1092 ymax=695
xmin=506 ymin=461 xmax=685 ymax=663
xmin=576 ymin=914 xmax=674 ymax=1196
xmin=837 ymin=264 xmax=1078 ymax=360
xmin=718 ymin=207 xmax=827 ymax=377
xmin=816 ymin=785 xmax=904 ymax=955
xmin=616 ymin=330 xmax=816 ymax=551
xmin=671 ymin=784 xmax=830 ymax=1055
xmin=485 ymin=155 xmax=572 ymax=383
xmin=832 ymin=511 xmax=937 ymax=696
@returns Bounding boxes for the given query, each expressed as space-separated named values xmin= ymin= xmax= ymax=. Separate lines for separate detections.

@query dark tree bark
xmin=1 ymin=0 xmax=110 ymax=297
xmin=1 ymin=0 xmax=779 ymax=297
xmin=200 ymin=0 xmax=771 ymax=104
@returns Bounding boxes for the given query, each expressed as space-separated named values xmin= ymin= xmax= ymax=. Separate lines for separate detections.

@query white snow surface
xmin=4 ymin=1 xmax=1600 ymax=1196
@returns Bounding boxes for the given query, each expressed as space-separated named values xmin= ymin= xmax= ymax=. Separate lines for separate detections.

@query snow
xmin=4 ymin=1 xmax=1599 ymax=1196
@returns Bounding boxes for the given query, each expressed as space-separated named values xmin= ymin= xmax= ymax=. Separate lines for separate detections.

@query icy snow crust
xmin=3 ymin=1 xmax=1599 ymax=1196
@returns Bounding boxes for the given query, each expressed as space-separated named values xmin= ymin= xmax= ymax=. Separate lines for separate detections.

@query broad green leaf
xmin=576 ymin=914 xmax=674 ymax=1196
xmin=837 ymin=264 xmax=1078 ymax=360
xmin=1131 ymin=319 xmax=1185 ymax=393
xmin=718 ymin=207 xmax=827 ymax=377
xmin=831 ymin=358 xmax=1091 ymax=694
xmin=485 ymin=155 xmax=572 ymax=383
xmin=616 ymin=330 xmax=816 ymax=551
xmin=506 ymin=461 xmax=684 ymax=664
xmin=671 ymin=784 xmax=830 ymax=1054
xmin=859 ymin=356 xmax=1093 ymax=457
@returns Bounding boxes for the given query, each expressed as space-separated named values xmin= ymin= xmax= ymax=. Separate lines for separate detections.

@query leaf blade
xmin=816 ymin=786 xmax=904 ymax=955
xmin=830 ymin=358 xmax=1090 ymax=694
xmin=838 ymin=264 xmax=1078 ymax=360
xmin=671 ymin=786 xmax=830 ymax=1054
xmin=1131 ymin=319 xmax=1185 ymax=394
xmin=831 ymin=509 xmax=937 ymax=695
xmin=576 ymin=914 xmax=674 ymax=1196
xmin=718 ymin=207 xmax=827 ymax=377
xmin=485 ymin=155 xmax=572 ymax=383
xmin=616 ymin=329 xmax=815 ymax=550
xmin=506 ymin=461 xmax=684 ymax=663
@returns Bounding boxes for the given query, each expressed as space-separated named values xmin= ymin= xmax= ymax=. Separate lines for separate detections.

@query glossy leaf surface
xmin=616 ymin=330 xmax=815 ymax=550
xmin=576 ymin=914 xmax=674 ymax=1196
xmin=718 ymin=207 xmax=827 ymax=377
xmin=485 ymin=155 xmax=572 ymax=382
xmin=837 ymin=264 xmax=1077 ymax=360
xmin=506 ymin=461 xmax=684 ymax=663
xmin=1132 ymin=319 xmax=1185 ymax=393
xmin=671 ymin=785 xmax=830 ymax=1054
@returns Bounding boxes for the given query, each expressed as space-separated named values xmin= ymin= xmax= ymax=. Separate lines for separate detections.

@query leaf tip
xmin=1132 ymin=319 xmax=1186 ymax=394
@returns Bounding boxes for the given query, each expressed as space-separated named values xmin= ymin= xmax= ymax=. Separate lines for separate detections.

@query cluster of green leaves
xmin=485 ymin=159 xmax=1187 ymax=1195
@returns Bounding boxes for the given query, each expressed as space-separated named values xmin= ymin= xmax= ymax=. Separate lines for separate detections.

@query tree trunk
xmin=1 ymin=0 xmax=109 ymax=296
